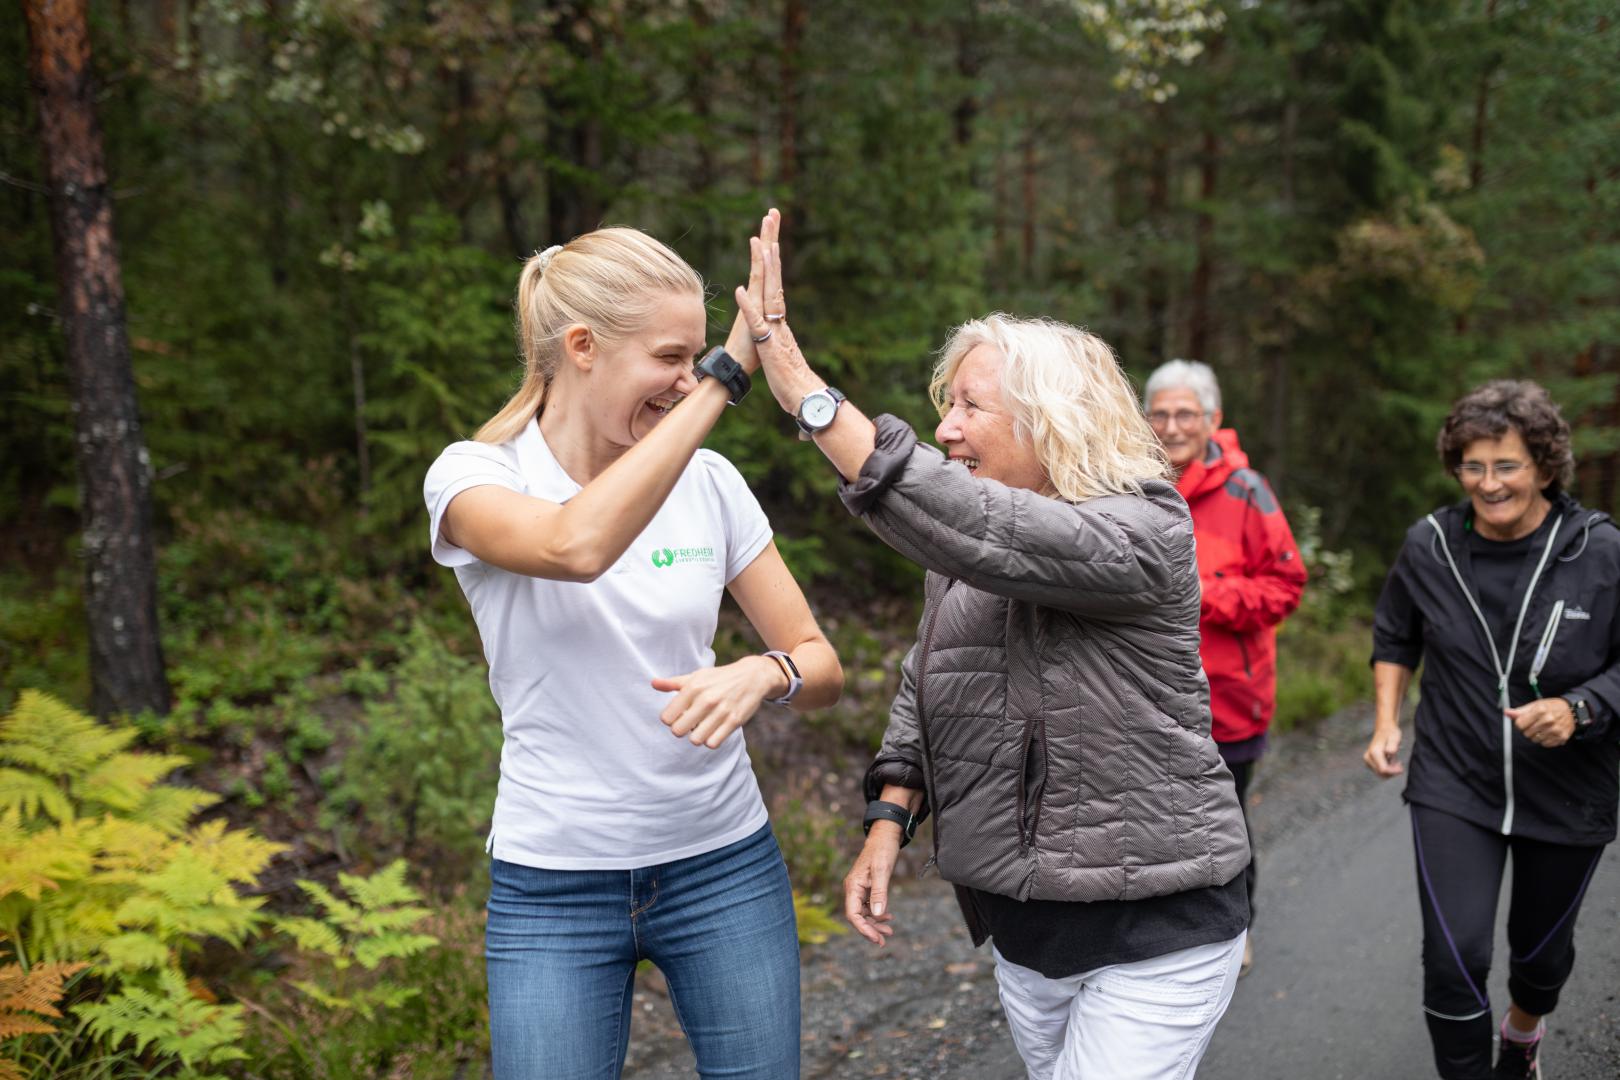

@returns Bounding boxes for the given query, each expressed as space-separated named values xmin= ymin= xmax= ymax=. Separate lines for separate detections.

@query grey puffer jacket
xmin=848 ymin=415 xmax=1249 ymax=904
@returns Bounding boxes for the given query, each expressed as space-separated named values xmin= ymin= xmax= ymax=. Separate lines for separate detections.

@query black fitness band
xmin=863 ymin=800 xmax=918 ymax=848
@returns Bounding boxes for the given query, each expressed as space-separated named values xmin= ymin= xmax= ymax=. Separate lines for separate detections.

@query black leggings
xmin=1228 ymin=759 xmax=1259 ymax=919
xmin=1410 ymin=803 xmax=1606 ymax=1079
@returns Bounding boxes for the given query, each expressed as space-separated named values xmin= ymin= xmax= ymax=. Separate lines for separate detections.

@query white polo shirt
xmin=423 ymin=419 xmax=773 ymax=870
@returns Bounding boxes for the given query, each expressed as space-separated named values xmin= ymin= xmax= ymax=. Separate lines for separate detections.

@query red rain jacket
xmin=1176 ymin=429 xmax=1307 ymax=744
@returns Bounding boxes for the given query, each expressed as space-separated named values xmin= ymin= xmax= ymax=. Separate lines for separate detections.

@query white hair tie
xmin=533 ymin=244 xmax=564 ymax=271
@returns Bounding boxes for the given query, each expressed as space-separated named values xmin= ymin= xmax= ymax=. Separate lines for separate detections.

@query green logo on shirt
xmin=650 ymin=545 xmax=715 ymax=568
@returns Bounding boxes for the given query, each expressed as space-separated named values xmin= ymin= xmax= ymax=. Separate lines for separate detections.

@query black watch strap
xmin=694 ymin=346 xmax=751 ymax=406
xmin=863 ymin=800 xmax=917 ymax=848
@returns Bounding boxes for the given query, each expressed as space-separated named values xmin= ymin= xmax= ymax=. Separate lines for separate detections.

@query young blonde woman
xmin=732 ymin=212 xmax=1250 ymax=1080
xmin=424 ymin=217 xmax=841 ymax=1079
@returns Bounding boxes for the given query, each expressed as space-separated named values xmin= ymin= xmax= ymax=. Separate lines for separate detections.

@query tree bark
xmin=24 ymin=0 xmax=168 ymax=717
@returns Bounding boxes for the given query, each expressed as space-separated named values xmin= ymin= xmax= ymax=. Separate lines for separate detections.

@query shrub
xmin=323 ymin=620 xmax=502 ymax=884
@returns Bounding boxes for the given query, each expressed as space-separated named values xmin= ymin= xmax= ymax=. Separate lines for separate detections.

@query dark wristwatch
xmin=1565 ymin=696 xmax=1594 ymax=738
xmin=693 ymin=346 xmax=752 ymax=405
xmin=863 ymin=800 xmax=917 ymax=848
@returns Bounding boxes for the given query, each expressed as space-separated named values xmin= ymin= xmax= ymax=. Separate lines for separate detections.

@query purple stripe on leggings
xmin=1514 ymin=848 xmax=1604 ymax=963
xmin=1411 ymin=810 xmax=1490 ymax=1013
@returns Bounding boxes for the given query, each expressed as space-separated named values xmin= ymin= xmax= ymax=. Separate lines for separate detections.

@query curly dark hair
xmin=1436 ymin=379 xmax=1574 ymax=492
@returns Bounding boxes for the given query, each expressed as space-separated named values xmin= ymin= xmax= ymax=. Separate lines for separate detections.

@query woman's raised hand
xmin=734 ymin=210 xmax=825 ymax=416
xmin=722 ymin=209 xmax=782 ymax=374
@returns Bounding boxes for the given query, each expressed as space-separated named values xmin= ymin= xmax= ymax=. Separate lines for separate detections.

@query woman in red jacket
xmin=1145 ymin=359 xmax=1307 ymax=973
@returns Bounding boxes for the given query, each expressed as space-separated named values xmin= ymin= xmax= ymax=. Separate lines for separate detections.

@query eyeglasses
xmin=1453 ymin=461 xmax=1531 ymax=482
xmin=1147 ymin=409 xmax=1205 ymax=429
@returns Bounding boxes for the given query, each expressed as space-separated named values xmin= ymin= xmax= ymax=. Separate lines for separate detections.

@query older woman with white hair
xmin=736 ymin=212 xmax=1250 ymax=1080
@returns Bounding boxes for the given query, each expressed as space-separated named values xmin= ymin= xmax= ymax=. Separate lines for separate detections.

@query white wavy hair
xmin=931 ymin=314 xmax=1170 ymax=501
xmin=1143 ymin=358 xmax=1222 ymax=414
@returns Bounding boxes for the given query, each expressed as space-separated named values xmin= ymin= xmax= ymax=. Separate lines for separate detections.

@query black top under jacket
xmin=1373 ymin=492 xmax=1620 ymax=845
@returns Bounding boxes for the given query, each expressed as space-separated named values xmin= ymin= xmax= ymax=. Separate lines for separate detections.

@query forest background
xmin=2 ymin=1 xmax=1617 ymax=1077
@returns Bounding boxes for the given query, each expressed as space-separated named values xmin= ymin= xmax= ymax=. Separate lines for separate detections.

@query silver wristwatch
xmin=795 ymin=386 xmax=846 ymax=439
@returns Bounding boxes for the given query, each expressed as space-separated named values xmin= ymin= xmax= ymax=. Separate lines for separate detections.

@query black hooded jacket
xmin=1373 ymin=492 xmax=1620 ymax=846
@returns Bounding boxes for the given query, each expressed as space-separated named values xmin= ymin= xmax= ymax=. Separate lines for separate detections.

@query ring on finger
xmin=752 ymin=327 xmax=774 ymax=343
xmin=765 ymin=312 xmax=785 ymax=322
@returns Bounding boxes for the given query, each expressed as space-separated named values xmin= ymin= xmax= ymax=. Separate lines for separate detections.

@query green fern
xmin=274 ymin=859 xmax=439 ymax=1017
xmin=76 ymin=967 xmax=248 ymax=1068
xmin=0 ymin=691 xmax=135 ymax=780
xmin=0 ymin=692 xmax=287 ymax=1076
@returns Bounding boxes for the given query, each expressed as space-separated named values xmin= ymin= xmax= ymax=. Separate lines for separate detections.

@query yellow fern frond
xmin=77 ymin=752 xmax=189 ymax=814
xmin=0 ymin=768 xmax=73 ymax=824
xmin=0 ymin=1057 xmax=24 ymax=1080
xmin=180 ymin=818 xmax=286 ymax=885
xmin=0 ymin=814 xmax=93 ymax=900
xmin=131 ymin=786 xmax=219 ymax=837
xmin=92 ymin=816 xmax=180 ymax=880
xmin=0 ymin=691 xmax=134 ymax=778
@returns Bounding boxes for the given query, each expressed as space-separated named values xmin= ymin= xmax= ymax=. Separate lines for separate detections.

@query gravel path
xmin=623 ymin=705 xmax=1620 ymax=1079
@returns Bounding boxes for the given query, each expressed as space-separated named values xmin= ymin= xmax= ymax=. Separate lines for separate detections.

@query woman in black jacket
xmin=1365 ymin=380 xmax=1620 ymax=1080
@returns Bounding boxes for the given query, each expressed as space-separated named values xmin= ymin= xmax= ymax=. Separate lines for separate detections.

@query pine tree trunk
xmin=24 ymin=0 xmax=168 ymax=718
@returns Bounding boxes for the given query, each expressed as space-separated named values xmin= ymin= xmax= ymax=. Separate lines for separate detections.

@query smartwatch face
xmin=802 ymin=392 xmax=838 ymax=429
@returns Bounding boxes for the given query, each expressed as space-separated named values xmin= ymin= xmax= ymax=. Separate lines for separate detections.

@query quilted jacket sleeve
xmin=839 ymin=414 xmax=1194 ymax=621
xmin=862 ymin=638 xmax=929 ymax=818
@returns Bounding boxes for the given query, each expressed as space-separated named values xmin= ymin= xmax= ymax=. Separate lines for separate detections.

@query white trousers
xmin=992 ymin=932 xmax=1245 ymax=1080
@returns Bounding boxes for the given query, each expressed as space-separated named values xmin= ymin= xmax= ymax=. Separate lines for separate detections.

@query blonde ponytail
xmin=476 ymin=228 xmax=704 ymax=445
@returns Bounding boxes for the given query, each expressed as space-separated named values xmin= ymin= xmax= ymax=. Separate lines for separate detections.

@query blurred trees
xmin=3 ymin=0 xmax=1617 ymax=596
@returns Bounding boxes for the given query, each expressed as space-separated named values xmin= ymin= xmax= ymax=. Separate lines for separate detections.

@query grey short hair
xmin=1144 ymin=359 xmax=1221 ymax=415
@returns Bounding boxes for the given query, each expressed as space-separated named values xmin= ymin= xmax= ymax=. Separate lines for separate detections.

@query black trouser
xmin=1228 ymin=759 xmax=1259 ymax=920
xmin=1410 ymin=803 xmax=1606 ymax=1079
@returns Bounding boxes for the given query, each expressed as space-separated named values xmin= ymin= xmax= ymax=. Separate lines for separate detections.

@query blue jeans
xmin=486 ymin=822 xmax=800 ymax=1079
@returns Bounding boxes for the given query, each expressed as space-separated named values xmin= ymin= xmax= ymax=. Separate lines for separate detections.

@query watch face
xmin=802 ymin=394 xmax=837 ymax=427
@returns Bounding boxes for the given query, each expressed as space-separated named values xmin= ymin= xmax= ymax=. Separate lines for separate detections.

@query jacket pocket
xmin=1016 ymin=718 xmax=1047 ymax=853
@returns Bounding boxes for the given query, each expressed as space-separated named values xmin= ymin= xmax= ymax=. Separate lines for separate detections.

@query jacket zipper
xmin=1424 ymin=513 xmax=1564 ymax=836
xmin=1528 ymin=599 xmax=1565 ymax=699
xmin=1235 ymin=632 xmax=1252 ymax=679
xmin=913 ymin=578 xmax=955 ymax=879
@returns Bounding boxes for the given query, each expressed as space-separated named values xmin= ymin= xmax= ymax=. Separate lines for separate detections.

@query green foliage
xmin=1273 ymin=505 xmax=1373 ymax=732
xmin=0 ymin=692 xmax=284 ymax=1078
xmin=272 ymin=861 xmax=438 ymax=1022
xmin=76 ymin=967 xmax=247 ymax=1073
xmin=238 ymin=892 xmax=487 ymax=1080
xmin=793 ymin=892 xmax=848 ymax=948
xmin=771 ymin=799 xmax=854 ymax=901
xmin=323 ymin=621 xmax=501 ymax=882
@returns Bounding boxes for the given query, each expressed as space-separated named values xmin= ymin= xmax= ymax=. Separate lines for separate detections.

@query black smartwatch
xmin=693 ymin=346 xmax=751 ymax=405
xmin=863 ymin=800 xmax=918 ymax=848
xmin=1565 ymin=696 xmax=1594 ymax=739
